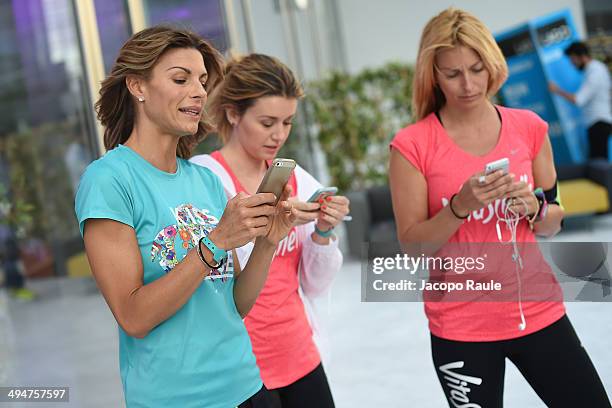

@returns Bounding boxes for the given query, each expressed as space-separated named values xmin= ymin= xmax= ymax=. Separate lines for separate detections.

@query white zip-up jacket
xmin=190 ymin=154 xmax=343 ymax=362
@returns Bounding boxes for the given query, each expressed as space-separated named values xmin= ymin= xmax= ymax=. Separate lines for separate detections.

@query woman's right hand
xmin=287 ymin=197 xmax=320 ymax=226
xmin=452 ymin=170 xmax=514 ymax=217
xmin=208 ymin=192 xmax=277 ymax=250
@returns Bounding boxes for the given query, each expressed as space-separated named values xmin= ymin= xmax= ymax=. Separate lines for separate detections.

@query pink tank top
xmin=390 ymin=106 xmax=565 ymax=341
xmin=210 ymin=151 xmax=320 ymax=388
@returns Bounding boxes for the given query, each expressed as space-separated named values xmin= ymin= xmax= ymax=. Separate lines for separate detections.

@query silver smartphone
xmin=256 ymin=158 xmax=296 ymax=204
xmin=307 ymin=187 xmax=338 ymax=203
xmin=484 ymin=157 xmax=509 ymax=175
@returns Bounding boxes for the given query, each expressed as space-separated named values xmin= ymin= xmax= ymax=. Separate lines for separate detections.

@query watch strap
xmin=314 ymin=224 xmax=334 ymax=238
xmin=200 ymin=235 xmax=228 ymax=264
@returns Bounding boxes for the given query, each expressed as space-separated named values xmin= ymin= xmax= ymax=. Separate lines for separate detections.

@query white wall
xmin=336 ymin=0 xmax=586 ymax=73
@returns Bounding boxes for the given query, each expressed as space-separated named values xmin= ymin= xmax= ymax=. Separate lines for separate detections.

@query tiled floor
xmin=1 ymin=216 xmax=611 ymax=407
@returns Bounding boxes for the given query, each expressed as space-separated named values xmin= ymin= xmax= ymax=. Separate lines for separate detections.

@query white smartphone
xmin=307 ymin=187 xmax=338 ymax=203
xmin=256 ymin=158 xmax=296 ymax=204
xmin=484 ymin=157 xmax=509 ymax=175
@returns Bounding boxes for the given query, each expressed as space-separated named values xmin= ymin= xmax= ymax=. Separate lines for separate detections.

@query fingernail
xmin=319 ymin=199 xmax=324 ymax=204
xmin=322 ymin=205 xmax=327 ymax=210
xmin=326 ymin=196 xmax=332 ymax=202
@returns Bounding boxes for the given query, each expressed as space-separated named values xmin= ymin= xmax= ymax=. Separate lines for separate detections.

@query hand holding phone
xmin=256 ymin=159 xmax=296 ymax=204
xmin=307 ymin=187 xmax=351 ymax=220
xmin=484 ymin=157 xmax=509 ymax=175
xmin=286 ymin=187 xmax=336 ymax=227
xmin=478 ymin=157 xmax=510 ymax=185
xmin=307 ymin=187 xmax=338 ymax=203
xmin=453 ymin=158 xmax=513 ymax=217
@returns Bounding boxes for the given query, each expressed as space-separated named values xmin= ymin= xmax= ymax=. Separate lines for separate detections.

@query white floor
xmin=1 ymin=216 xmax=611 ymax=407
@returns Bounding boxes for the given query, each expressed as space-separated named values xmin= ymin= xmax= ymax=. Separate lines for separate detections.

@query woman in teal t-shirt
xmin=75 ymin=26 xmax=296 ymax=408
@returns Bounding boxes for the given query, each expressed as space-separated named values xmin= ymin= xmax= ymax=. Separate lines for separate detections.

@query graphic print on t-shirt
xmin=150 ymin=203 xmax=233 ymax=281
xmin=274 ymin=226 xmax=300 ymax=258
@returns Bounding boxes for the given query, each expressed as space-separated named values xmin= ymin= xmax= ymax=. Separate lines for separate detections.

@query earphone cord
xmin=496 ymin=197 xmax=528 ymax=331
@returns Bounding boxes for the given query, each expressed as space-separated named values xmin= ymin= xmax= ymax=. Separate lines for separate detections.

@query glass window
xmin=142 ymin=0 xmax=228 ymax=52
xmin=94 ymin=0 xmax=132 ymax=73
xmin=0 ymin=0 xmax=97 ymax=280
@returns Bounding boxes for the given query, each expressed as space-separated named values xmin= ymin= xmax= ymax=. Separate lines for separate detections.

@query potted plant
xmin=296 ymin=62 xmax=415 ymax=258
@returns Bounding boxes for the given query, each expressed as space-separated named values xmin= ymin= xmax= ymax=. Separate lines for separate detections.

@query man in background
xmin=549 ymin=41 xmax=611 ymax=160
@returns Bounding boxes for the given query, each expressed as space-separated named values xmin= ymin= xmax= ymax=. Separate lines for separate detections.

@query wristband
xmin=314 ymin=224 xmax=334 ymax=238
xmin=449 ymin=194 xmax=469 ymax=220
xmin=197 ymin=238 xmax=221 ymax=270
xmin=198 ymin=236 xmax=227 ymax=268
xmin=534 ymin=188 xmax=548 ymax=221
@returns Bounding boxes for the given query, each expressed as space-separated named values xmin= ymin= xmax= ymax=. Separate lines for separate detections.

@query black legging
xmin=269 ymin=364 xmax=335 ymax=408
xmin=431 ymin=315 xmax=611 ymax=407
xmin=238 ymin=364 xmax=335 ymax=408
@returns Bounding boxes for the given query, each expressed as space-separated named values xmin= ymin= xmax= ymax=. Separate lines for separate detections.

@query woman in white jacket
xmin=191 ymin=53 xmax=348 ymax=408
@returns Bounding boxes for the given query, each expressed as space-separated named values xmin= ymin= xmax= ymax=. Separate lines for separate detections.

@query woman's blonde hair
xmin=209 ymin=53 xmax=303 ymax=143
xmin=412 ymin=8 xmax=508 ymax=121
xmin=96 ymin=26 xmax=224 ymax=158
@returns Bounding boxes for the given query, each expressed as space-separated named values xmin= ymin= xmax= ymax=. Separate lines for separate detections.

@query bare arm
xmin=532 ymin=135 xmax=564 ymax=237
xmin=549 ymin=85 xmax=577 ymax=104
xmin=83 ymin=219 xmax=212 ymax=339
xmin=84 ymin=189 xmax=290 ymax=337
xmin=505 ymin=135 xmax=563 ymax=237
xmin=232 ymin=237 xmax=277 ymax=317
xmin=389 ymin=149 xmax=463 ymax=254
xmin=389 ymin=149 xmax=513 ymax=255
xmin=226 ymin=186 xmax=297 ymax=317
xmin=232 ymin=249 xmax=241 ymax=277
xmin=549 ymin=77 xmax=597 ymax=107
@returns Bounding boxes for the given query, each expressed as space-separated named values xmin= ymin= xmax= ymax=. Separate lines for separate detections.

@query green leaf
xmin=290 ymin=61 xmax=414 ymax=192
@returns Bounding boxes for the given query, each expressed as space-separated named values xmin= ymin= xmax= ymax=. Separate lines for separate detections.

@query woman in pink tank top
xmin=191 ymin=54 xmax=348 ymax=408
xmin=389 ymin=8 xmax=610 ymax=408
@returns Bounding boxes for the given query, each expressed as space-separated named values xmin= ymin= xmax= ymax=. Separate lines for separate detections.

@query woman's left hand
xmin=316 ymin=195 xmax=350 ymax=231
xmin=505 ymin=181 xmax=538 ymax=216
xmin=263 ymin=184 xmax=298 ymax=245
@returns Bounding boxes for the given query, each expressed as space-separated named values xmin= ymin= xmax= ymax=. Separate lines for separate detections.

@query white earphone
xmin=496 ymin=196 xmax=529 ymax=331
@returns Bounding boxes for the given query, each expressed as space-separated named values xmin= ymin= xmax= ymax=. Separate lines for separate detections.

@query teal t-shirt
xmin=75 ymin=145 xmax=261 ymax=408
